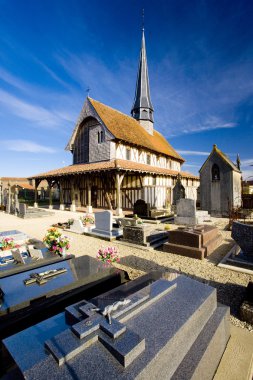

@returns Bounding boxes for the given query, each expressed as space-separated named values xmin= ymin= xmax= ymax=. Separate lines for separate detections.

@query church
xmin=31 ymin=29 xmax=199 ymax=215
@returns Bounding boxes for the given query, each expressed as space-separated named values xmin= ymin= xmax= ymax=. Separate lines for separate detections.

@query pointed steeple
xmin=131 ymin=26 xmax=154 ymax=135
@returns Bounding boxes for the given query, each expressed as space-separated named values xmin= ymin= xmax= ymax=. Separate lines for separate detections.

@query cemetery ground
xmin=0 ymin=209 xmax=252 ymax=332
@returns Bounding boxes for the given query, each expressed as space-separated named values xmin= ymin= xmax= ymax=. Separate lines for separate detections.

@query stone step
xmin=171 ymin=305 xmax=230 ymax=380
xmin=163 ymin=242 xmax=206 ymax=260
xmin=148 ymin=237 xmax=169 ymax=249
xmin=146 ymin=231 xmax=169 ymax=243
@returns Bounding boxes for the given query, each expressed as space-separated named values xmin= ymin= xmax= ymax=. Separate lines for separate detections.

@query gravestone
xmin=122 ymin=225 xmax=169 ymax=248
xmin=172 ymin=175 xmax=185 ymax=205
xmin=69 ymin=219 xmax=85 ymax=234
xmin=175 ymin=198 xmax=211 ymax=225
xmin=163 ymin=225 xmax=221 ymax=260
xmin=90 ymin=211 xmax=122 ymax=239
xmin=0 ymin=230 xmax=28 ymax=246
xmin=3 ymin=271 xmax=230 ymax=380
xmin=133 ymin=199 xmax=150 ymax=217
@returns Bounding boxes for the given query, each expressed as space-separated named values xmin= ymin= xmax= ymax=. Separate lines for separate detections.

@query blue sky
xmin=0 ymin=0 xmax=253 ymax=179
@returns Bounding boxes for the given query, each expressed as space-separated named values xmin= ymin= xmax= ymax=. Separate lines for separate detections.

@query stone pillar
xmin=48 ymin=185 xmax=53 ymax=210
xmin=34 ymin=179 xmax=39 ymax=208
xmin=115 ymin=172 xmax=124 ymax=216
xmin=70 ymin=179 xmax=76 ymax=212
xmin=59 ymin=181 xmax=65 ymax=210
xmin=87 ymin=178 xmax=92 ymax=213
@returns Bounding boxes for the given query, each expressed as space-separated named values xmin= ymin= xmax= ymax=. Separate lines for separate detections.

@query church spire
xmin=131 ymin=20 xmax=154 ymax=135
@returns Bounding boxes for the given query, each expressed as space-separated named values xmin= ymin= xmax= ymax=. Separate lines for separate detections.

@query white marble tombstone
xmin=69 ymin=219 xmax=85 ymax=234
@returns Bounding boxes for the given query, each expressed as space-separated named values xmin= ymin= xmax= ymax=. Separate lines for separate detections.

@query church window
xmin=74 ymin=124 xmax=89 ymax=164
xmin=97 ymin=131 xmax=104 ymax=144
xmin=212 ymin=164 xmax=220 ymax=181
xmin=126 ymin=148 xmax=131 ymax=160
xmin=147 ymin=154 xmax=151 ymax=165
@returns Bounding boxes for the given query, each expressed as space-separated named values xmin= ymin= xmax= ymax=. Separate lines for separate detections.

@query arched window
xmin=212 ymin=164 xmax=220 ymax=181
xmin=98 ymin=130 xmax=104 ymax=144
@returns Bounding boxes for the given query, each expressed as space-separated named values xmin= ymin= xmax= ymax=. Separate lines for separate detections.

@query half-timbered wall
xmin=114 ymin=142 xmax=181 ymax=171
xmin=57 ymin=172 xmax=199 ymax=211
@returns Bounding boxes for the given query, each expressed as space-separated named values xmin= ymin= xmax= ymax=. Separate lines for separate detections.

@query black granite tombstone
xmin=133 ymin=199 xmax=150 ymax=218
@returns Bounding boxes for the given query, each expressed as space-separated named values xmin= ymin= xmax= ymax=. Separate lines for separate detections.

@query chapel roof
xmin=30 ymin=159 xmax=198 ymax=180
xmin=88 ymin=98 xmax=184 ymax=162
xmin=199 ymin=144 xmax=241 ymax=173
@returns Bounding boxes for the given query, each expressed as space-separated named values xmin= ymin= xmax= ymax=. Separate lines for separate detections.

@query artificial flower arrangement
xmin=96 ymin=246 xmax=120 ymax=264
xmin=0 ymin=237 xmax=18 ymax=251
xmin=43 ymin=227 xmax=70 ymax=256
xmin=80 ymin=213 xmax=95 ymax=226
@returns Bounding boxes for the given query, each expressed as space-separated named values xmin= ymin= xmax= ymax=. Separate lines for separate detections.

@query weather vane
xmin=142 ymin=8 xmax=145 ymax=31
xmin=86 ymin=87 xmax=90 ymax=97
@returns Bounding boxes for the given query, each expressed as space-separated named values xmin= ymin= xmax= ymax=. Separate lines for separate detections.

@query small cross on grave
xmin=45 ymin=279 xmax=177 ymax=368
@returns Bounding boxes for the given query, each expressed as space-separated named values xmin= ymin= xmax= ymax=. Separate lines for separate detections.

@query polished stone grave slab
xmin=3 ymin=271 xmax=230 ymax=380
xmin=0 ymin=255 xmax=128 ymax=340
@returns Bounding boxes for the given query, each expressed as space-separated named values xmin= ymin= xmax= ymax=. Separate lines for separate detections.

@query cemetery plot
xmin=3 ymin=271 xmax=230 ymax=380
xmin=163 ymin=225 xmax=222 ymax=260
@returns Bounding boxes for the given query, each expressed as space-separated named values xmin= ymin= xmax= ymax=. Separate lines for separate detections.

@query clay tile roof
xmin=89 ymin=98 xmax=184 ymax=162
xmin=16 ymin=183 xmax=34 ymax=190
xmin=30 ymin=159 xmax=198 ymax=180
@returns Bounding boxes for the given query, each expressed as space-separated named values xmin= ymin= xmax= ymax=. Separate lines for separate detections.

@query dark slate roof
xmin=131 ymin=29 xmax=154 ymax=122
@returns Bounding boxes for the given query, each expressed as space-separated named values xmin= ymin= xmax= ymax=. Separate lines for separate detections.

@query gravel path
xmin=0 ymin=209 xmax=252 ymax=331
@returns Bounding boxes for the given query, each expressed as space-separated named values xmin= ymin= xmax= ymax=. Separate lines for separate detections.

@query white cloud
xmin=177 ymin=150 xmax=209 ymax=156
xmin=2 ymin=139 xmax=57 ymax=153
xmin=240 ymin=158 xmax=253 ymax=167
xmin=0 ymin=89 xmax=70 ymax=128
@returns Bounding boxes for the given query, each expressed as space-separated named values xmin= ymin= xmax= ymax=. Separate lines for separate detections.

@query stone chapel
xmin=31 ymin=29 xmax=199 ymax=215
xmin=199 ymin=144 xmax=242 ymax=216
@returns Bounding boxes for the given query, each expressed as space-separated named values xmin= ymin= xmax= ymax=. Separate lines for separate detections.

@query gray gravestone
xmin=90 ymin=211 xmax=122 ymax=239
xmin=175 ymin=198 xmax=197 ymax=225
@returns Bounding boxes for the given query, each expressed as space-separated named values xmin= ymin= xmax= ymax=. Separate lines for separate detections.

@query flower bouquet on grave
xmin=96 ymin=246 xmax=120 ymax=266
xmin=80 ymin=213 xmax=95 ymax=227
xmin=0 ymin=237 xmax=18 ymax=251
xmin=43 ymin=228 xmax=70 ymax=256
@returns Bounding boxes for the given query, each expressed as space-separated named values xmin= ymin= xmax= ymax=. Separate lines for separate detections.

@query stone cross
xmin=44 ymin=279 xmax=177 ymax=368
